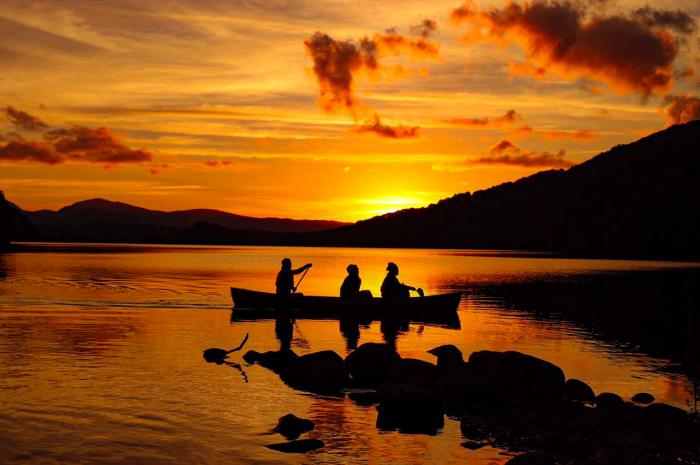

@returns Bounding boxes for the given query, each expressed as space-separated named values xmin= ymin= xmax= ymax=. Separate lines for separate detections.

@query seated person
xmin=340 ymin=264 xmax=373 ymax=300
xmin=276 ymin=258 xmax=312 ymax=297
xmin=381 ymin=262 xmax=422 ymax=300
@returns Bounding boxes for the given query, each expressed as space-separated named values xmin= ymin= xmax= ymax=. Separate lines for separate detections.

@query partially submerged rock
xmin=244 ymin=349 xmax=298 ymax=373
xmin=595 ymin=392 xmax=624 ymax=410
xmin=345 ymin=343 xmax=400 ymax=384
xmin=265 ymin=439 xmax=324 ymax=453
xmin=376 ymin=382 xmax=445 ymax=435
xmin=281 ymin=350 xmax=349 ymax=394
xmin=272 ymin=414 xmax=314 ymax=440
xmin=644 ymin=402 xmax=689 ymax=421
xmin=467 ymin=350 xmax=566 ymax=403
xmin=428 ymin=344 xmax=465 ymax=371
xmin=460 ymin=440 xmax=485 ymax=450
xmin=564 ymin=378 xmax=595 ymax=403
xmin=386 ymin=358 xmax=437 ymax=387
xmin=631 ymin=392 xmax=655 ymax=404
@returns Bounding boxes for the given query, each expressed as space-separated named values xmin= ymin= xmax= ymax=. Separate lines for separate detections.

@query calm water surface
xmin=1 ymin=243 xmax=698 ymax=465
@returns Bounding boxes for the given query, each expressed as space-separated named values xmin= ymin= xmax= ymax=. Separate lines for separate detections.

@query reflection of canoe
xmin=230 ymin=287 xmax=462 ymax=327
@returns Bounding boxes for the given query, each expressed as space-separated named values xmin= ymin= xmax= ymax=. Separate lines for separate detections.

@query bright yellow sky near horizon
xmin=1 ymin=0 xmax=699 ymax=221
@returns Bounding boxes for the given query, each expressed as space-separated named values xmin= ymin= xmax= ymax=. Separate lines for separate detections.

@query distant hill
xmin=0 ymin=191 xmax=37 ymax=248
xmin=6 ymin=121 xmax=700 ymax=259
xmin=303 ymin=121 xmax=700 ymax=260
xmin=22 ymin=198 xmax=347 ymax=244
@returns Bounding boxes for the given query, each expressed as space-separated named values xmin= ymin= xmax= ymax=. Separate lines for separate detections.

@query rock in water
xmin=427 ymin=345 xmax=465 ymax=371
xmin=265 ymin=439 xmax=324 ymax=453
xmin=460 ymin=440 xmax=485 ymax=450
xmin=564 ymin=378 xmax=595 ymax=403
xmin=245 ymin=349 xmax=298 ymax=373
xmin=272 ymin=414 xmax=314 ymax=440
xmin=644 ymin=402 xmax=689 ymax=421
xmin=467 ymin=350 xmax=565 ymax=403
xmin=505 ymin=451 xmax=556 ymax=465
xmin=281 ymin=350 xmax=349 ymax=394
xmin=386 ymin=358 xmax=438 ymax=387
xmin=376 ymin=382 xmax=445 ymax=435
xmin=345 ymin=343 xmax=400 ymax=384
xmin=631 ymin=392 xmax=655 ymax=404
xmin=595 ymin=392 xmax=624 ymax=410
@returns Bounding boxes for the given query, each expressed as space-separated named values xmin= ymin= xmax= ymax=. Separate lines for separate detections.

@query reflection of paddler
xmin=380 ymin=262 xmax=423 ymax=300
xmin=340 ymin=264 xmax=373 ymax=301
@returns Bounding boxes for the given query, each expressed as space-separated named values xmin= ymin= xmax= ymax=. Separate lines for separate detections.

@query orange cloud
xmin=447 ymin=109 xmax=522 ymax=127
xmin=4 ymin=106 xmax=48 ymax=131
xmin=544 ymin=129 xmax=597 ymax=141
xmin=357 ymin=113 xmax=419 ymax=139
xmin=0 ymin=125 xmax=153 ymax=165
xmin=471 ymin=139 xmax=574 ymax=168
xmin=304 ymin=26 xmax=437 ymax=138
xmin=665 ymin=95 xmax=700 ymax=125
xmin=451 ymin=1 xmax=694 ymax=96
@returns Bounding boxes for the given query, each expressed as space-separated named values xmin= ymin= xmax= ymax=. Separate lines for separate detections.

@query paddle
xmin=292 ymin=267 xmax=310 ymax=294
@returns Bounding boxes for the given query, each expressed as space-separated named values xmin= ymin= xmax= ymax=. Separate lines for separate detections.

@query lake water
xmin=1 ymin=243 xmax=698 ymax=465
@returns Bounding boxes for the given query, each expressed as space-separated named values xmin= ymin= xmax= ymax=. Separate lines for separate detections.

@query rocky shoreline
xmin=243 ymin=343 xmax=700 ymax=464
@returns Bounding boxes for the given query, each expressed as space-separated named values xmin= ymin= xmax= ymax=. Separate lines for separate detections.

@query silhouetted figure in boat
xmin=276 ymin=258 xmax=312 ymax=297
xmin=381 ymin=262 xmax=423 ymax=300
xmin=340 ymin=264 xmax=373 ymax=301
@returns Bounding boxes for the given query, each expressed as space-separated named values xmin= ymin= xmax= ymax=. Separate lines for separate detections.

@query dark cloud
xmin=471 ymin=139 xmax=574 ymax=168
xmin=447 ymin=109 xmax=522 ymax=127
xmin=48 ymin=127 xmax=153 ymax=164
xmin=451 ymin=1 xmax=692 ymax=96
xmin=304 ymin=32 xmax=379 ymax=113
xmin=631 ymin=7 xmax=696 ymax=34
xmin=4 ymin=106 xmax=48 ymax=131
xmin=544 ymin=129 xmax=597 ymax=141
xmin=409 ymin=19 xmax=438 ymax=38
xmin=0 ymin=140 xmax=62 ymax=164
xmin=665 ymin=94 xmax=700 ymax=125
xmin=304 ymin=30 xmax=436 ymax=138
xmin=0 ymin=125 xmax=154 ymax=165
xmin=357 ymin=114 xmax=419 ymax=138
xmin=203 ymin=160 xmax=234 ymax=167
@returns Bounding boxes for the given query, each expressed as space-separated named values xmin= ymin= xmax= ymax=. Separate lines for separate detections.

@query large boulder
xmin=376 ymin=382 xmax=445 ymax=435
xmin=386 ymin=358 xmax=437 ymax=387
xmin=272 ymin=414 xmax=314 ymax=440
xmin=345 ymin=343 xmax=400 ymax=384
xmin=631 ymin=392 xmax=655 ymax=404
xmin=644 ymin=402 xmax=689 ymax=421
xmin=244 ymin=349 xmax=298 ymax=373
xmin=428 ymin=344 xmax=465 ymax=371
xmin=595 ymin=392 xmax=624 ymax=410
xmin=281 ymin=350 xmax=349 ymax=394
xmin=564 ymin=378 xmax=595 ymax=403
xmin=467 ymin=350 xmax=566 ymax=403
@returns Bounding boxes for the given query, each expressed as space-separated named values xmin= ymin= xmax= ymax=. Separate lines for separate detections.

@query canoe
xmin=230 ymin=287 xmax=462 ymax=327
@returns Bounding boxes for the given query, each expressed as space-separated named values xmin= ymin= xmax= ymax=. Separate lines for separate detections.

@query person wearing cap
xmin=275 ymin=258 xmax=312 ymax=297
xmin=380 ymin=262 xmax=423 ymax=300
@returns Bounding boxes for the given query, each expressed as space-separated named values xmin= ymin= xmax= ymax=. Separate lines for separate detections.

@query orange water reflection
xmin=0 ymin=244 xmax=698 ymax=464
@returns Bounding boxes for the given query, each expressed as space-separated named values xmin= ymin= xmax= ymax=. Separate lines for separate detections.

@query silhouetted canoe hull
xmin=230 ymin=287 xmax=461 ymax=327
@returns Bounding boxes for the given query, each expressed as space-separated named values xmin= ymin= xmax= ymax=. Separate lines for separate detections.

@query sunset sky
xmin=2 ymin=0 xmax=699 ymax=220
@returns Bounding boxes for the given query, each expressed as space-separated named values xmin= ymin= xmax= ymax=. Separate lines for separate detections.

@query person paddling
xmin=276 ymin=258 xmax=312 ymax=297
xmin=380 ymin=262 xmax=423 ymax=300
